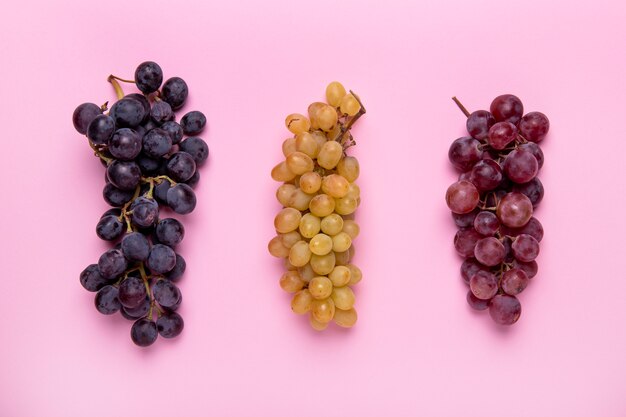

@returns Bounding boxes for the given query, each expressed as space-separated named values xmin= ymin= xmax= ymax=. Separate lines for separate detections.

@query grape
xmin=451 ymin=209 xmax=478 ymax=228
xmin=121 ymin=232 xmax=150 ymax=261
xmin=167 ymin=184 xmax=197 ymax=214
xmin=147 ymin=244 xmax=177 ymax=274
xmin=103 ymin=183 xmax=134 ymax=207
xmin=446 ymin=181 xmax=479 ymax=214
xmin=180 ymin=111 xmax=207 ymax=135
xmin=502 ymin=236 xmax=514 ymax=263
xmin=448 ymin=137 xmax=482 ymax=171
xmin=502 ymin=217 xmax=544 ymax=242
xmin=161 ymin=121 xmax=184 ymax=144
xmin=154 ymin=180 xmax=171 ymax=204
xmin=155 ymin=218 xmax=185 ymax=247
xmin=466 ymin=110 xmax=495 ymax=140
xmin=87 ymin=114 xmax=115 ymax=145
xmin=126 ymin=94 xmax=151 ymax=121
xmin=469 ymin=270 xmax=498 ymax=300
xmin=95 ymin=285 xmax=121 ymax=315
xmin=474 ymin=237 xmax=505 ymax=266
xmin=118 ymin=276 xmax=147 ymax=308
xmin=519 ymin=142 xmax=544 ymax=169
xmin=501 ymin=268 xmax=529 ymax=295
xmin=162 ymin=77 xmax=188 ymax=110
xmin=130 ymin=197 xmax=159 ymax=228
xmin=136 ymin=154 xmax=160 ymax=176
xmin=513 ymin=177 xmax=544 ymax=207
xmin=496 ymin=192 xmax=533 ymax=228
xmin=460 ymin=258 xmax=487 ymax=284
xmin=134 ymin=61 xmax=163 ymax=94
xmin=179 ymin=137 xmax=209 ymax=166
xmin=150 ymin=100 xmax=173 ymax=125
xmin=503 ymin=149 xmax=538 ymax=183
xmin=185 ymin=170 xmax=200 ymax=188
xmin=157 ymin=313 xmax=184 ymax=338
xmin=109 ymin=128 xmax=142 ymax=161
xmin=518 ymin=111 xmax=549 ymax=143
xmin=466 ymin=291 xmax=490 ymax=310
xmin=469 ymin=159 xmax=503 ymax=191
xmin=153 ymin=279 xmax=181 ymax=308
xmin=73 ymin=103 xmax=102 ymax=134
xmin=473 ymin=211 xmax=499 ymax=236
xmin=166 ymin=254 xmax=186 ymax=281
xmin=454 ymin=228 xmax=482 ymax=257
xmin=96 ymin=214 xmax=125 ymax=241
xmin=142 ymin=128 xmax=172 ymax=158
xmin=110 ymin=97 xmax=146 ymax=128
xmin=166 ymin=152 xmax=196 ymax=182
xmin=511 ymin=234 xmax=540 ymax=262
xmin=515 ymin=260 xmax=538 ymax=278
xmin=490 ymin=94 xmax=523 ymax=124
xmin=487 ymin=121 xmax=517 ymax=150
xmin=107 ymin=160 xmax=141 ymax=191
xmin=489 ymin=294 xmax=521 ymax=325
xmin=80 ymin=264 xmax=108 ymax=292
xmin=121 ymin=297 xmax=150 ymax=320
xmin=97 ymin=249 xmax=127 ymax=279
xmin=130 ymin=318 xmax=158 ymax=347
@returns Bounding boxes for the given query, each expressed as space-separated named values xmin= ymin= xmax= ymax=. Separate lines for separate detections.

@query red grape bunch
xmin=269 ymin=82 xmax=365 ymax=331
xmin=73 ymin=61 xmax=210 ymax=346
xmin=445 ymin=94 xmax=549 ymax=325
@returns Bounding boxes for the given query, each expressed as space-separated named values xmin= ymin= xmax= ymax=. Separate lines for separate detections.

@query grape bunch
xmin=73 ymin=61 xmax=209 ymax=346
xmin=445 ymin=94 xmax=549 ymax=325
xmin=269 ymin=82 xmax=365 ymax=331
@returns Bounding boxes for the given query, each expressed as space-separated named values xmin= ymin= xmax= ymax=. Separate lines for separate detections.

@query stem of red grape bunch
xmin=452 ymin=96 xmax=471 ymax=118
xmin=107 ymin=75 xmax=126 ymax=100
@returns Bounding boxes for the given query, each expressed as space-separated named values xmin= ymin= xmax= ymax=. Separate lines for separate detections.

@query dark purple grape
xmin=503 ymin=149 xmax=538 ymax=184
xmin=469 ymin=270 xmax=498 ymax=300
xmin=134 ymin=61 xmax=163 ymax=94
xmin=162 ymin=77 xmax=188 ymax=110
xmin=126 ymin=94 xmax=151 ymax=122
xmin=141 ymin=118 xmax=158 ymax=133
xmin=166 ymin=152 xmax=196 ymax=182
xmin=80 ymin=264 xmax=109 ymax=292
xmin=87 ymin=115 xmax=115 ymax=145
xmin=446 ymin=180 xmax=479 ymax=214
xmin=130 ymin=318 xmax=158 ymax=347
xmin=515 ymin=260 xmax=538 ymax=278
xmin=107 ymin=160 xmax=141 ymax=191
xmin=96 ymin=215 xmax=125 ymax=241
xmin=153 ymin=279 xmax=181 ymax=308
xmin=101 ymin=208 xmax=121 ymax=218
xmin=473 ymin=211 xmax=499 ymax=236
xmin=147 ymin=244 xmax=177 ymax=274
xmin=469 ymin=159 xmax=502 ymax=191
xmin=154 ymin=180 xmax=171 ymax=204
xmin=73 ymin=103 xmax=102 ymax=134
xmin=501 ymin=268 xmax=529 ymax=296
xmin=466 ymin=110 xmax=495 ymax=140
xmin=97 ymin=249 xmax=127 ymax=279
xmin=142 ymin=128 xmax=172 ymax=158
xmin=448 ymin=137 xmax=482 ymax=171
xmin=130 ymin=197 xmax=159 ymax=228
xmin=474 ymin=237 xmax=505 ymax=266
xmin=518 ymin=142 xmax=544 ymax=170
xmin=490 ymin=94 xmax=523 ymax=124
xmin=110 ymin=97 xmax=146 ymax=128
xmin=151 ymin=100 xmax=173 ymax=125
xmin=179 ymin=137 xmax=209 ymax=166
xmin=451 ymin=209 xmax=478 ymax=228
xmin=121 ymin=232 xmax=151 ymax=261
xmin=454 ymin=228 xmax=482 ymax=258
xmin=512 ymin=234 xmax=540 ymax=262
xmin=109 ymin=128 xmax=142 ymax=161
xmin=518 ymin=111 xmax=549 ymax=143
xmin=156 ymin=218 xmax=185 ymax=247
xmin=166 ymin=254 xmax=186 ymax=281
xmin=185 ymin=170 xmax=200 ymax=188
xmin=103 ymin=183 xmax=134 ymax=207
xmin=167 ymin=184 xmax=197 ymax=214
xmin=180 ymin=111 xmax=207 ymax=135
xmin=162 ymin=293 xmax=182 ymax=312
xmin=460 ymin=258 xmax=487 ymax=284
xmin=489 ymin=294 xmax=521 ymax=325
xmin=487 ymin=122 xmax=517 ymax=150
xmin=466 ymin=291 xmax=490 ymax=310
xmin=157 ymin=312 xmax=184 ymax=338
xmin=161 ymin=121 xmax=184 ymax=144
xmin=121 ymin=297 xmax=150 ymax=320
xmin=95 ymin=285 xmax=121 ymax=315
xmin=118 ymin=276 xmax=147 ymax=309
xmin=136 ymin=153 xmax=160 ymax=176
xmin=513 ymin=177 xmax=544 ymax=207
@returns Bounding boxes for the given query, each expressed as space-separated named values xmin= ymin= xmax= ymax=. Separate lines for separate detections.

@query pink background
xmin=1 ymin=0 xmax=625 ymax=416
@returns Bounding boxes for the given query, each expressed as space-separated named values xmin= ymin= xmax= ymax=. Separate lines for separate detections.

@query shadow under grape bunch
xmin=445 ymin=94 xmax=549 ymax=325
xmin=73 ymin=61 xmax=209 ymax=347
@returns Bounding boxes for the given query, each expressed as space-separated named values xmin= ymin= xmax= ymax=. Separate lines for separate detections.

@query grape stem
xmin=108 ymin=75 xmax=136 ymax=84
xmin=336 ymin=90 xmax=366 ymax=151
xmin=107 ymin=75 xmax=126 ymax=100
xmin=88 ymin=141 xmax=112 ymax=164
xmin=452 ymin=96 xmax=471 ymax=118
xmin=119 ymin=185 xmax=141 ymax=232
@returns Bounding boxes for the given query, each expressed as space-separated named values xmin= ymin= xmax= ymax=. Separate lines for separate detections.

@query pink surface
xmin=1 ymin=0 xmax=625 ymax=416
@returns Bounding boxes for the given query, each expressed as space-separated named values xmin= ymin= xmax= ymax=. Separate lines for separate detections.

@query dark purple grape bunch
xmin=73 ymin=61 xmax=210 ymax=346
xmin=445 ymin=94 xmax=549 ymax=325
